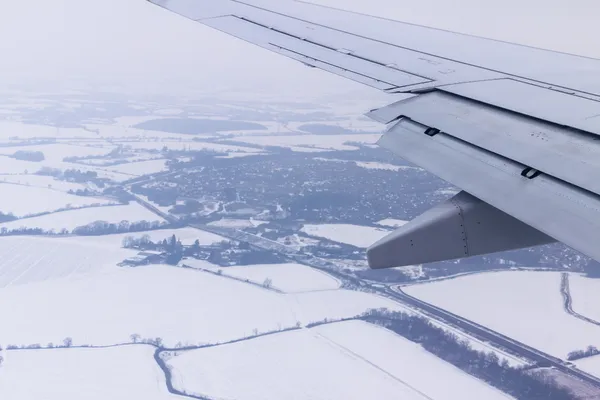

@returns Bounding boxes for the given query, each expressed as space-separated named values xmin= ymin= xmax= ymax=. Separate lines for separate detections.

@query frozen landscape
xmin=0 ymin=90 xmax=595 ymax=400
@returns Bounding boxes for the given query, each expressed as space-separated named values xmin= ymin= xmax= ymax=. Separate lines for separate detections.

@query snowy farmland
xmin=167 ymin=321 xmax=512 ymax=400
xmin=203 ymin=263 xmax=341 ymax=293
xmin=404 ymin=271 xmax=600 ymax=358
xmin=108 ymin=159 xmax=168 ymax=176
xmin=0 ymin=203 xmax=164 ymax=232
xmin=0 ymin=265 xmax=404 ymax=346
xmin=301 ymin=223 xmax=391 ymax=248
xmin=76 ymin=227 xmax=227 ymax=248
xmin=567 ymin=273 xmax=600 ymax=323
xmin=0 ymin=183 xmax=115 ymax=217
xmin=0 ymin=346 xmax=178 ymax=400
xmin=0 ymin=236 xmax=134 ymax=288
xmin=0 ymin=174 xmax=87 ymax=192
xmin=0 ymin=143 xmax=114 ymax=163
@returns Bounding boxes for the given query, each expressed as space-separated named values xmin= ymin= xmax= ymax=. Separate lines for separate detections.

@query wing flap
xmin=444 ymin=79 xmax=600 ymax=136
xmin=379 ymin=118 xmax=600 ymax=263
xmin=368 ymin=90 xmax=600 ymax=196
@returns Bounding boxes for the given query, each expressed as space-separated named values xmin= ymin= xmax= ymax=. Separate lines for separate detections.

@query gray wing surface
xmin=149 ymin=0 xmax=600 ymax=268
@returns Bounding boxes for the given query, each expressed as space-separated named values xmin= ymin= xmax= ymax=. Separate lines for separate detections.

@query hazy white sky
xmin=0 ymin=0 xmax=598 ymax=99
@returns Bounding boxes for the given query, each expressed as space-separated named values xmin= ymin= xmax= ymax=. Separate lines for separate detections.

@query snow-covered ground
xmin=0 ymin=174 xmax=88 ymax=192
xmin=0 ymin=346 xmax=178 ymax=400
xmin=108 ymin=159 xmax=168 ymax=176
xmin=0 ymin=143 xmax=114 ymax=163
xmin=0 ymin=265 xmax=404 ymax=346
xmin=167 ymin=321 xmax=512 ymax=400
xmin=575 ymin=356 xmax=600 ymax=379
xmin=355 ymin=161 xmax=419 ymax=171
xmin=567 ymin=274 xmax=600 ymax=323
xmin=208 ymin=263 xmax=341 ymax=293
xmin=234 ymin=133 xmax=382 ymax=151
xmin=404 ymin=271 xmax=600 ymax=358
xmin=208 ymin=218 xmax=268 ymax=229
xmin=84 ymin=227 xmax=226 ymax=248
xmin=0 ymin=203 xmax=164 ymax=232
xmin=376 ymin=218 xmax=409 ymax=228
xmin=0 ymin=156 xmax=46 ymax=174
xmin=301 ymin=223 xmax=390 ymax=248
xmin=0 ymin=183 xmax=115 ymax=217
xmin=0 ymin=236 xmax=134 ymax=288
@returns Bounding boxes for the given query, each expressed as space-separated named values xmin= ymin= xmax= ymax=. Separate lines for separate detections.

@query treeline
xmin=568 ymin=345 xmax=600 ymax=361
xmin=73 ymin=220 xmax=168 ymax=236
xmin=0 ymin=219 xmax=169 ymax=237
xmin=11 ymin=150 xmax=44 ymax=162
xmin=361 ymin=309 xmax=574 ymax=400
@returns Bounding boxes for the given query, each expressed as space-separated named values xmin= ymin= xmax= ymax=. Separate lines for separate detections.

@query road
xmin=189 ymin=223 xmax=600 ymax=389
xmin=129 ymin=194 xmax=600 ymax=390
xmin=561 ymin=272 xmax=600 ymax=327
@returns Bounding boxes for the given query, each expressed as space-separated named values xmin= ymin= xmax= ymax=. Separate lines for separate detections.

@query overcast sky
xmin=0 ymin=0 xmax=598 ymax=100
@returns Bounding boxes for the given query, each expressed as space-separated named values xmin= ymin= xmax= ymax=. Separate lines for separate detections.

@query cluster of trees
xmin=11 ymin=150 xmax=45 ymax=162
xmin=6 ymin=337 xmax=73 ymax=350
xmin=568 ymin=345 xmax=600 ymax=361
xmin=361 ymin=308 xmax=574 ymax=400
xmin=72 ymin=220 xmax=167 ymax=236
xmin=122 ymin=233 xmax=189 ymax=265
xmin=130 ymin=334 xmax=163 ymax=347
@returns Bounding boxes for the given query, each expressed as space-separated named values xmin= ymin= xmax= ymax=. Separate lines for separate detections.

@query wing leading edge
xmin=149 ymin=0 xmax=600 ymax=268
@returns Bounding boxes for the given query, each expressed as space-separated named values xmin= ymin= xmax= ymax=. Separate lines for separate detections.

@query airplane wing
xmin=149 ymin=0 xmax=600 ymax=269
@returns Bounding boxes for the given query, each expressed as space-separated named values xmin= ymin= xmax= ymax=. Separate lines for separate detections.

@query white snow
xmin=167 ymin=321 xmax=511 ymax=400
xmin=0 ymin=143 xmax=114 ymax=163
xmin=0 ymin=265 xmax=404 ymax=346
xmin=376 ymin=218 xmax=409 ymax=228
xmin=0 ymin=183 xmax=115 ymax=217
xmin=87 ymin=227 xmax=226 ymax=248
xmin=355 ymin=161 xmax=418 ymax=171
xmin=301 ymin=223 xmax=391 ymax=248
xmin=108 ymin=159 xmax=168 ymax=176
xmin=0 ymin=174 xmax=87 ymax=192
xmin=208 ymin=218 xmax=267 ymax=229
xmin=404 ymin=271 xmax=600 ymax=358
xmin=0 ymin=156 xmax=45 ymax=174
xmin=0 ymin=236 xmax=134 ymax=288
xmin=0 ymin=203 xmax=164 ymax=232
xmin=211 ymin=263 xmax=341 ymax=293
xmin=567 ymin=274 xmax=600 ymax=323
xmin=575 ymin=356 xmax=600 ymax=379
xmin=0 ymin=346 xmax=179 ymax=400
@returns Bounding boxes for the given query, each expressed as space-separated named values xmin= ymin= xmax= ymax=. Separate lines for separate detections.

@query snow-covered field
xmin=0 ymin=184 xmax=115 ymax=217
xmin=376 ymin=218 xmax=409 ymax=228
xmin=0 ymin=156 xmax=46 ymax=174
xmin=301 ymin=223 xmax=390 ymax=248
xmin=234 ymin=133 xmax=382 ymax=151
xmin=108 ymin=159 xmax=168 ymax=176
xmin=212 ymin=263 xmax=341 ymax=293
xmin=0 ymin=203 xmax=164 ymax=232
xmin=167 ymin=321 xmax=512 ymax=400
xmin=404 ymin=271 xmax=600 ymax=358
xmin=0 ymin=236 xmax=134 ymax=288
xmin=82 ymin=227 xmax=226 ymax=248
xmin=575 ymin=356 xmax=600 ymax=379
xmin=0 ymin=346 xmax=178 ymax=400
xmin=0 ymin=265 xmax=404 ymax=346
xmin=208 ymin=218 xmax=268 ymax=229
xmin=0 ymin=174 xmax=88 ymax=192
xmin=0 ymin=143 xmax=114 ymax=163
xmin=568 ymin=274 xmax=600 ymax=323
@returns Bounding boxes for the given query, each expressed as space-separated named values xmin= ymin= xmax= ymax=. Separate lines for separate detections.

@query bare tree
xmin=62 ymin=337 xmax=73 ymax=348
xmin=130 ymin=333 xmax=141 ymax=343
